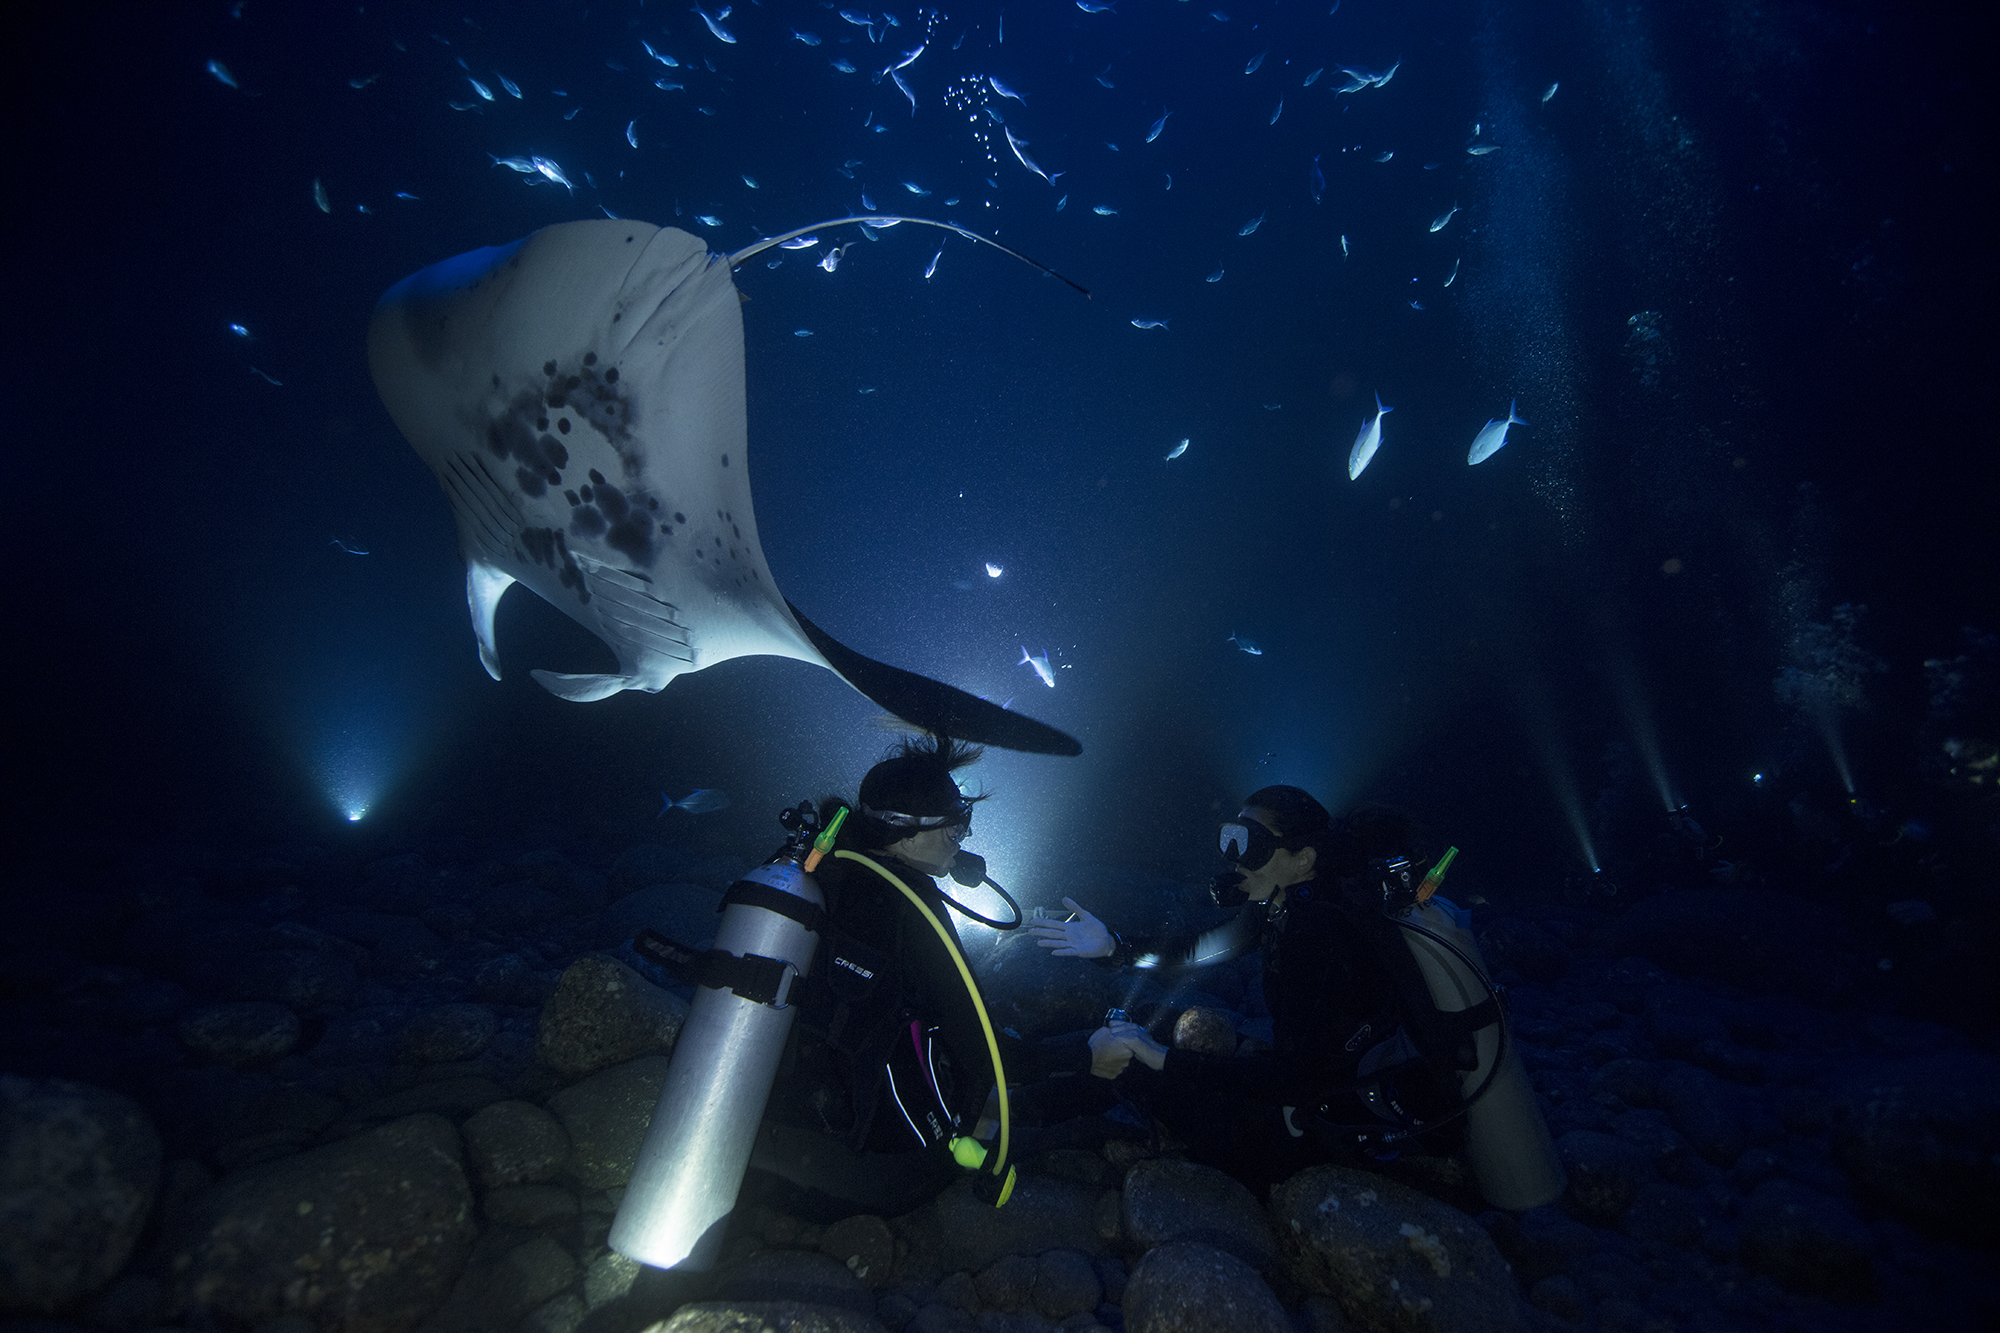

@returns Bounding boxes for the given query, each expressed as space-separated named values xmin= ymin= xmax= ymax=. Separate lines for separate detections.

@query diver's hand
xmin=1029 ymin=898 xmax=1115 ymax=958
xmin=1088 ymin=1025 xmax=1135 ymax=1078
xmin=1107 ymin=1020 xmax=1168 ymax=1072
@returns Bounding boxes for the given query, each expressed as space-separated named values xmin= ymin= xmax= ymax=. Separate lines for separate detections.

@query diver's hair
xmin=1242 ymin=785 xmax=1334 ymax=847
xmin=1322 ymin=801 xmax=1435 ymax=878
xmin=847 ymin=733 xmax=991 ymax=850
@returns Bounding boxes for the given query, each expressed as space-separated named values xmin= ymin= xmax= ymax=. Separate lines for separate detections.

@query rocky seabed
xmin=3 ymin=844 xmax=1997 ymax=1333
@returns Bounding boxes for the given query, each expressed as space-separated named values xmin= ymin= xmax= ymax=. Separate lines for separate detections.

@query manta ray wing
xmin=367 ymin=219 xmax=1080 ymax=755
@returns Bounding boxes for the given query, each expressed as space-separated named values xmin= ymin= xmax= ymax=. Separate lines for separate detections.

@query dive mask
xmin=1219 ymin=817 xmax=1284 ymax=870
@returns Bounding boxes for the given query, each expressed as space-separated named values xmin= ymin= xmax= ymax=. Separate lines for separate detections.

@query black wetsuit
xmin=1109 ymin=875 xmax=1461 ymax=1188
xmin=744 ymin=848 xmax=1005 ymax=1220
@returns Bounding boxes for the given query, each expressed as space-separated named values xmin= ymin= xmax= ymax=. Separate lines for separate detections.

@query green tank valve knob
xmin=804 ymin=805 xmax=849 ymax=872
xmin=1418 ymin=846 xmax=1459 ymax=901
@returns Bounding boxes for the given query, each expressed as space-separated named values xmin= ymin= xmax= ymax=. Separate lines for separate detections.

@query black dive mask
xmin=1219 ymin=818 xmax=1285 ymax=870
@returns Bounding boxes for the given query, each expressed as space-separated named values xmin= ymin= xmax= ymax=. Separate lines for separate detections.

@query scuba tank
xmin=1379 ymin=851 xmax=1566 ymax=1211
xmin=609 ymin=803 xmax=833 ymax=1270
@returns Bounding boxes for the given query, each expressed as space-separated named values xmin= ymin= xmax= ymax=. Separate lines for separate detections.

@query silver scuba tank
xmin=609 ymin=857 xmax=824 ymax=1270
xmin=1398 ymin=897 xmax=1566 ymax=1210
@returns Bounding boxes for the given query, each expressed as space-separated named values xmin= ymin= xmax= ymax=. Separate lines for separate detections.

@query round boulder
xmin=535 ymin=957 xmax=687 ymax=1078
xmin=175 ymin=1001 xmax=301 ymax=1066
xmin=1122 ymin=1241 xmax=1288 ymax=1333
xmin=399 ymin=1003 xmax=498 ymax=1064
xmin=1122 ymin=1157 xmax=1276 ymax=1270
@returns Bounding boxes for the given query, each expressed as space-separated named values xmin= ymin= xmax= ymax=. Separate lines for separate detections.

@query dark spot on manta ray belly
xmin=721 ymin=454 xmax=730 ymax=467
xmin=605 ymin=368 xmax=619 ymax=384
xmin=584 ymin=352 xmax=597 ymax=365
xmin=579 ymin=485 xmax=593 ymax=503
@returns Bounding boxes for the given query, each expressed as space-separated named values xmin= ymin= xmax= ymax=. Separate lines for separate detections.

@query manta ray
xmin=367 ymin=216 xmax=1083 ymax=755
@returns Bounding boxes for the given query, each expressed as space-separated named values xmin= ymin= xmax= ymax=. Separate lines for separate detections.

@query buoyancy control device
xmin=1331 ymin=850 xmax=1567 ymax=1211
xmin=609 ymin=804 xmax=829 ymax=1271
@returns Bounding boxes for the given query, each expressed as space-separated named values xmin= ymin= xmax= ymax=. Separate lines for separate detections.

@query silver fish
xmin=1347 ymin=392 xmax=1392 ymax=479
xmin=1093 ymin=205 xmax=1118 ymax=215
xmin=1246 ymin=50 xmax=1267 ymax=74
xmin=1166 ymin=438 xmax=1190 ymax=459
xmin=903 ymin=180 xmax=930 ymax=195
xmin=1206 ymin=267 xmax=1224 ymax=282
xmin=1444 ymin=258 xmax=1460 ymax=286
xmin=832 ymin=58 xmax=856 ymax=72
xmin=1303 ymin=67 xmax=1322 ymax=86
xmin=1541 ymin=81 xmax=1559 ymax=104
xmin=498 ymin=73 xmax=522 ymax=98
xmin=1131 ymin=318 xmax=1168 ymax=329
xmin=642 ymin=40 xmax=678 ymax=66
xmin=1227 ymin=631 xmax=1262 ymax=655
xmin=1269 ymin=97 xmax=1283 ymax=125
xmin=206 ymin=58 xmax=237 ymax=88
xmin=531 ymin=155 xmax=575 ymax=192
xmin=1467 ymin=143 xmax=1499 ymax=155
xmin=819 ymin=243 xmax=851 ymax=272
xmin=1238 ymin=210 xmax=1264 ymax=235
xmin=1467 ymin=400 xmax=1527 ymax=465
xmin=989 ymin=75 xmax=1025 ymax=102
xmin=1430 ymin=203 xmax=1459 ymax=232
xmin=925 ymin=248 xmax=943 ymax=279
xmin=467 ymin=76 xmax=493 ymax=101
xmin=1004 ymin=125 xmax=1050 ymax=181
xmin=1146 ymin=109 xmax=1169 ymax=142
xmin=490 ymin=154 xmax=538 ymax=172
xmin=312 ymin=177 xmax=330 ymax=212
xmin=892 ymin=69 xmax=916 ymax=114
xmin=792 ymin=29 xmax=822 ymax=45
xmin=626 ymin=120 xmax=639 ymax=148
xmin=697 ymin=214 xmax=722 ymax=226
xmin=695 ymin=6 xmax=737 ymax=43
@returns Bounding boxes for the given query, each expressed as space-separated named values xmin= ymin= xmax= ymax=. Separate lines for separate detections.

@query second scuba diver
xmin=1033 ymin=786 xmax=1507 ymax=1195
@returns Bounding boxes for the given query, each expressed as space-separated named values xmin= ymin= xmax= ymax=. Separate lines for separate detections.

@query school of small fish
xmin=208 ymin=2 xmax=1556 ymax=687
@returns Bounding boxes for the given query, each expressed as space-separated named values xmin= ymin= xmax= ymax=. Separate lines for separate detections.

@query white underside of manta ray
xmin=367 ymin=217 xmax=1081 ymax=755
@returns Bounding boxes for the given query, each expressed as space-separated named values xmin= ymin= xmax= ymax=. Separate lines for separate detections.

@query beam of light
xmin=1613 ymin=671 xmax=1677 ymax=811
xmin=306 ymin=690 xmax=415 ymax=825
xmin=1811 ymin=703 xmax=1856 ymax=794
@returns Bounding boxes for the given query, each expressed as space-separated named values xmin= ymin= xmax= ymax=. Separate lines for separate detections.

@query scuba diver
xmin=735 ymin=734 xmax=1072 ymax=1221
xmin=1031 ymin=786 xmax=1563 ymax=1207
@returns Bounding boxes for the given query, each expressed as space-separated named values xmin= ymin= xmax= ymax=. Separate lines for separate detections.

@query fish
xmin=313 ymin=178 xmax=331 ymax=212
xmin=779 ymin=236 xmax=820 ymax=249
xmin=985 ymin=562 xmax=1003 ymax=577
xmin=1269 ymin=97 xmax=1283 ymax=124
xmin=468 ymin=76 xmax=494 ymax=101
xmin=925 ymin=247 xmax=943 ymax=279
xmin=892 ymin=69 xmax=917 ymax=114
xmin=903 ymin=181 xmax=930 ymax=195
xmin=1373 ymin=150 xmax=1394 ymax=163
xmin=1003 ymin=126 xmax=1050 ymax=181
xmin=659 ymin=788 xmax=731 ymax=815
xmin=655 ymin=79 xmax=684 ymax=91
xmin=396 ymin=191 xmax=420 ymax=201
xmin=1076 ymin=0 xmax=1116 ymax=11
xmin=1206 ymin=267 xmax=1224 ymax=282
xmin=1245 ymin=50 xmax=1266 ymax=74
xmin=1164 ymin=173 xmax=1172 ymax=189
xmin=207 ymin=58 xmax=237 ymax=88
xmin=1309 ymin=155 xmax=1325 ymax=203
xmin=794 ymin=330 xmax=813 ymax=337
xmin=1238 ymin=211 xmax=1265 ymax=236
xmin=1056 ymin=195 xmax=1067 ymax=211
xmin=1340 ymin=234 xmax=1349 ymax=256
xmin=1444 ymin=258 xmax=1460 ymax=286
xmin=229 ymin=322 xmax=251 ymax=338
xmin=1093 ymin=205 xmax=1118 ymax=216
xmin=642 ymin=40 xmax=678 ymax=66
xmin=695 ymin=5 xmax=737 ymax=43
xmin=1226 ymin=631 xmax=1263 ymax=655
xmin=1146 ymin=110 xmax=1169 ymax=143
xmin=1541 ymin=81 xmax=1559 ymax=104
xmin=250 ymin=367 xmax=283 ymax=385
xmin=368 ymin=219 xmax=1082 ymax=754
xmin=531 ymin=156 xmax=575 ymax=192
xmin=792 ymin=29 xmax=822 ymax=45
xmin=840 ymin=9 xmax=872 ymax=25
xmin=860 ymin=192 xmax=876 ymax=211
xmin=349 ymin=74 xmax=381 ymax=90
xmin=989 ymin=75 xmax=1025 ymax=102
xmin=1131 ymin=318 xmax=1168 ymax=330
xmin=1166 ymin=438 xmax=1189 ymax=460
xmin=1467 ymin=144 xmax=1500 ymax=155
xmin=1096 ymin=66 xmax=1115 ymax=88
xmin=1429 ymin=203 xmax=1459 ymax=232
xmin=832 ymin=58 xmax=857 ymax=72
xmin=1303 ymin=67 xmax=1322 ymax=86
xmin=498 ymin=74 xmax=522 ymax=98
xmin=697 ymin=214 xmax=723 ymax=226
xmin=819 ymin=243 xmax=851 ymax=272
xmin=892 ymin=44 xmax=926 ymax=71
xmin=490 ymin=154 xmax=538 ymax=173
xmin=627 ymin=120 xmax=639 ymax=148
xmin=1347 ymin=391 xmax=1392 ymax=479
xmin=330 ymin=538 xmax=369 ymax=555
xmin=743 ymin=176 xmax=760 ymax=189
xmin=1467 ymin=400 xmax=1527 ymax=465
xmin=1019 ymin=647 xmax=1056 ymax=688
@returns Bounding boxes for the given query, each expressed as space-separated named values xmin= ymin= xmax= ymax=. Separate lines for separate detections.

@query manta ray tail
xmin=786 ymin=601 xmax=1082 ymax=757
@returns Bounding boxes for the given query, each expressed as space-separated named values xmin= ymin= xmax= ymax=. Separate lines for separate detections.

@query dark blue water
xmin=10 ymin=0 xmax=1995 ymax=982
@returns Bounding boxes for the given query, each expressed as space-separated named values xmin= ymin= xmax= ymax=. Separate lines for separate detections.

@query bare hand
xmin=1028 ymin=898 xmax=1115 ymax=959
xmin=1106 ymin=1020 xmax=1168 ymax=1072
xmin=1088 ymin=1025 xmax=1134 ymax=1078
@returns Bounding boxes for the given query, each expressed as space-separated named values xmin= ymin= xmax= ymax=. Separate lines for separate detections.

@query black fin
xmin=786 ymin=601 xmax=1082 ymax=757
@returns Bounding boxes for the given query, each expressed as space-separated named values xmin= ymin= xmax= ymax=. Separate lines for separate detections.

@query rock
xmin=712 ymin=1250 xmax=871 ymax=1314
xmin=174 ymin=1001 xmax=302 ymax=1066
xmin=652 ymin=1301 xmax=887 ymax=1333
xmin=472 ymin=953 xmax=530 ymax=1004
xmin=526 ymin=1292 xmax=588 ymax=1333
xmin=1171 ymin=1007 xmax=1239 ymax=1056
xmin=398 ymin=1004 xmax=498 ymax=1064
xmin=1826 ymin=1050 xmax=2000 ymax=1244
xmin=338 ymin=1077 xmax=510 ymax=1130
xmin=1482 ymin=1206 xmax=1598 ymax=1287
xmin=973 ymin=1253 xmax=1035 ymax=1310
xmin=1122 ymin=1241 xmax=1288 ymax=1333
xmin=1272 ymin=1164 xmax=1527 ymax=1333
xmin=1528 ymin=1274 xmax=1586 ymax=1325
xmin=168 ymin=1112 xmax=476 ymax=1333
xmin=1618 ymin=1182 xmax=1706 ymax=1252
xmin=893 ymin=1174 xmax=1110 ymax=1279
xmin=600 ymin=883 xmax=726 ymax=952
xmin=236 ymin=949 xmax=358 ymax=1011
xmin=1031 ymin=1249 xmax=1101 ymax=1320
xmin=1554 ymin=1131 xmax=1651 ymax=1222
xmin=817 ymin=1214 xmax=895 ymax=1288
xmin=583 ymin=1250 xmax=641 ymax=1307
xmin=1121 ymin=1159 xmax=1276 ymax=1271
xmin=545 ymin=1056 xmax=672 ymax=1190
xmin=424 ymin=1233 xmax=582 ymax=1332
xmin=461 ymin=1100 xmax=570 ymax=1188
xmin=482 ymin=1184 xmax=579 ymax=1228
xmin=1653 ymin=1065 xmax=1744 ymax=1168
xmin=535 ymin=957 xmax=688 ymax=1078
xmin=0 ymin=1076 xmax=162 ymax=1315
xmin=1737 ymin=1179 xmax=1876 ymax=1303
